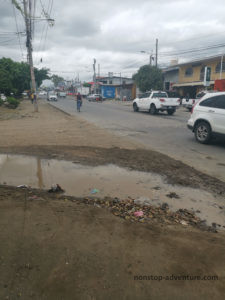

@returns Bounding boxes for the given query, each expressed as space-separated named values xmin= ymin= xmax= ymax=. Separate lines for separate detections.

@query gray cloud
xmin=1 ymin=0 xmax=225 ymax=80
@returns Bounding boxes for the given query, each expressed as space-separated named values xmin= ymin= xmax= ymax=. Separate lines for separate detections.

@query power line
xmin=34 ymin=0 xmax=54 ymax=64
xmin=12 ymin=4 xmax=24 ymax=59
xmin=0 ymin=31 xmax=23 ymax=35
xmin=0 ymin=37 xmax=18 ymax=44
xmin=159 ymin=42 xmax=225 ymax=56
xmin=160 ymin=30 xmax=225 ymax=47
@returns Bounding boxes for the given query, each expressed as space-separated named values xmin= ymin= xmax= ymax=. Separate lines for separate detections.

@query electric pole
xmin=12 ymin=0 xmax=54 ymax=112
xmin=156 ymin=38 xmax=158 ymax=68
xmin=98 ymin=64 xmax=100 ymax=78
xmin=23 ymin=0 xmax=38 ymax=111
xmin=93 ymin=58 xmax=96 ymax=94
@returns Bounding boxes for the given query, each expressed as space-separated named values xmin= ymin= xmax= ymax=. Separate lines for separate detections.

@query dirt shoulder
xmin=1 ymin=100 xmax=225 ymax=299
xmin=0 ymin=100 xmax=225 ymax=196
xmin=0 ymin=100 xmax=138 ymax=149
xmin=0 ymin=186 xmax=225 ymax=300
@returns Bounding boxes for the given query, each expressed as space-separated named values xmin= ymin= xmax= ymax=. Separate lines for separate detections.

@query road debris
xmin=48 ymin=184 xmax=65 ymax=193
xmin=134 ymin=211 xmax=144 ymax=217
xmin=161 ymin=202 xmax=169 ymax=210
xmin=17 ymin=184 xmax=28 ymax=189
xmin=91 ymin=188 xmax=100 ymax=194
xmin=152 ymin=186 xmax=161 ymax=190
xmin=79 ymin=197 xmax=217 ymax=232
xmin=166 ymin=192 xmax=180 ymax=199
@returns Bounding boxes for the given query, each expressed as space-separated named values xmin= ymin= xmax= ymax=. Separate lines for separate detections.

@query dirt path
xmin=0 ymin=186 xmax=225 ymax=300
xmin=0 ymin=100 xmax=225 ymax=299
xmin=0 ymin=100 xmax=138 ymax=149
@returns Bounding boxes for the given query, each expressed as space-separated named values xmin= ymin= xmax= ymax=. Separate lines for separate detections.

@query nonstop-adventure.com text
xmin=134 ymin=275 xmax=219 ymax=281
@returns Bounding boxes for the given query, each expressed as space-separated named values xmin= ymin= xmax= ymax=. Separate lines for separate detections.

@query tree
xmin=51 ymin=74 xmax=64 ymax=87
xmin=0 ymin=57 xmax=50 ymax=96
xmin=34 ymin=68 xmax=50 ymax=88
xmin=83 ymin=82 xmax=91 ymax=88
xmin=132 ymin=65 xmax=163 ymax=92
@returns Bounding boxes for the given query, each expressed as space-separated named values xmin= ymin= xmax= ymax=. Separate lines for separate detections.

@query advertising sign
xmin=102 ymin=86 xmax=115 ymax=98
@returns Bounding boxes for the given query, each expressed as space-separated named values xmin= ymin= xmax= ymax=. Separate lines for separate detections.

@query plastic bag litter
xmin=91 ymin=189 xmax=99 ymax=194
xmin=17 ymin=185 xmax=28 ymax=188
xmin=134 ymin=211 xmax=144 ymax=217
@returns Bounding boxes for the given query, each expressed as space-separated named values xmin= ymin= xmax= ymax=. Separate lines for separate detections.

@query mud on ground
xmin=0 ymin=186 xmax=225 ymax=300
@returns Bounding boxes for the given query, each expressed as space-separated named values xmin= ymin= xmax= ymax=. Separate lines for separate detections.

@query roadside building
xmin=89 ymin=74 xmax=135 ymax=100
xmin=162 ymin=66 xmax=179 ymax=93
xmin=167 ymin=55 xmax=225 ymax=98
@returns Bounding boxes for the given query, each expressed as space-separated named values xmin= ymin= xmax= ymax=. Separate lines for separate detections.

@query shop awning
xmin=173 ymin=81 xmax=214 ymax=87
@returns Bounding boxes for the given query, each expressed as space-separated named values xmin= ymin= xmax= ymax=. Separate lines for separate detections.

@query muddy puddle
xmin=0 ymin=154 xmax=224 ymax=228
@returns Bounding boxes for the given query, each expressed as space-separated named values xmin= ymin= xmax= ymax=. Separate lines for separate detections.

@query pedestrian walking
xmin=76 ymin=92 xmax=82 ymax=112
xmin=31 ymin=92 xmax=34 ymax=104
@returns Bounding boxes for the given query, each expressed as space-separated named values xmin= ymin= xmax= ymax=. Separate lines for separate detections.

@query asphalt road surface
xmin=48 ymin=96 xmax=225 ymax=182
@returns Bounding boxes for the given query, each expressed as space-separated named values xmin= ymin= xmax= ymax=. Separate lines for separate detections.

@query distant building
xmin=162 ymin=66 xmax=179 ymax=92
xmin=97 ymin=75 xmax=133 ymax=86
xmin=163 ymin=55 xmax=225 ymax=98
xmin=88 ymin=75 xmax=135 ymax=100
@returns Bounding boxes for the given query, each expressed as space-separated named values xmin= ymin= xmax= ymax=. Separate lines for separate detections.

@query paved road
xmin=48 ymin=96 xmax=225 ymax=182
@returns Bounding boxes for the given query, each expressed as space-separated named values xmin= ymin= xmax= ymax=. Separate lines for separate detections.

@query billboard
xmin=102 ymin=86 xmax=115 ymax=98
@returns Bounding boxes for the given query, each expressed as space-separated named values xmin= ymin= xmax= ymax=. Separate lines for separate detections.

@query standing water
xmin=0 ymin=154 xmax=224 ymax=227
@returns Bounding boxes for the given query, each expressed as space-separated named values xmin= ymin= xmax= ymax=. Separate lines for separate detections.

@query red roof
xmin=87 ymin=82 xmax=103 ymax=85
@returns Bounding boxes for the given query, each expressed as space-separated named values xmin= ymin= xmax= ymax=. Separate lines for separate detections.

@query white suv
xmin=187 ymin=92 xmax=225 ymax=143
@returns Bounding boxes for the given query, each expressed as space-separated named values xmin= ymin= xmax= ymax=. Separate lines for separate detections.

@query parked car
xmin=187 ymin=92 xmax=225 ymax=143
xmin=47 ymin=92 xmax=57 ymax=101
xmin=183 ymin=91 xmax=214 ymax=111
xmin=58 ymin=91 xmax=67 ymax=98
xmin=182 ymin=97 xmax=196 ymax=111
xmin=39 ymin=91 xmax=47 ymax=96
xmin=0 ymin=93 xmax=7 ymax=102
xmin=87 ymin=94 xmax=102 ymax=102
xmin=133 ymin=91 xmax=180 ymax=115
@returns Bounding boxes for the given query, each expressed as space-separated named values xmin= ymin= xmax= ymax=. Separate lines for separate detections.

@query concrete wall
xmin=164 ymin=70 xmax=179 ymax=90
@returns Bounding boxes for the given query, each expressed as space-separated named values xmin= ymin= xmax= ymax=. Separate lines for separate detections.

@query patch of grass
xmin=7 ymin=97 xmax=20 ymax=109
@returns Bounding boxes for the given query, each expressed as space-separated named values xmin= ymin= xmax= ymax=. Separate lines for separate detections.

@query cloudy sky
xmin=1 ymin=0 xmax=225 ymax=81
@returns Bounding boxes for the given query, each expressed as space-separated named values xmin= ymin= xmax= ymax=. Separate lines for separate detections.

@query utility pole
xmin=93 ymin=58 xmax=96 ymax=94
xmin=98 ymin=64 xmax=100 ymax=78
xmin=13 ymin=0 xmax=54 ymax=112
xmin=23 ymin=0 xmax=38 ymax=111
xmin=120 ymin=72 xmax=122 ymax=100
xmin=155 ymin=38 xmax=158 ymax=68
xmin=220 ymin=54 xmax=223 ymax=80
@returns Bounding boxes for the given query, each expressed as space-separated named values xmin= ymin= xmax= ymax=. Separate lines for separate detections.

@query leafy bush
xmin=0 ymin=98 xmax=3 ymax=106
xmin=7 ymin=97 xmax=20 ymax=108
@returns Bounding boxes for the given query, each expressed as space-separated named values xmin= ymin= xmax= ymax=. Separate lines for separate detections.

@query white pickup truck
xmin=133 ymin=91 xmax=180 ymax=115
xmin=182 ymin=91 xmax=210 ymax=111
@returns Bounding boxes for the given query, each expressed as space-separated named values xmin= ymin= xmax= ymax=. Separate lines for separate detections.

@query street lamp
xmin=140 ymin=50 xmax=154 ymax=66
